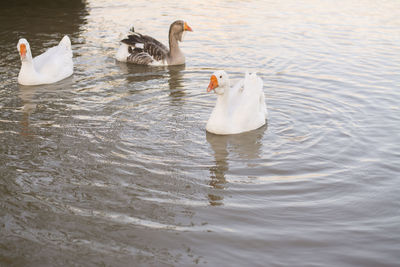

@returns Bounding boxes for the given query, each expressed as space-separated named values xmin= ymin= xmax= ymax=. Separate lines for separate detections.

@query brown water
xmin=1 ymin=0 xmax=400 ymax=266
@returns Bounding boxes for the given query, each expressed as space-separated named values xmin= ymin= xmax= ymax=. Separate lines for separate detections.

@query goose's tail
xmin=59 ymin=35 xmax=72 ymax=51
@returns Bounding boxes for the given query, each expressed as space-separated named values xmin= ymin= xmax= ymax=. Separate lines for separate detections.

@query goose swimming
xmin=116 ymin=20 xmax=193 ymax=66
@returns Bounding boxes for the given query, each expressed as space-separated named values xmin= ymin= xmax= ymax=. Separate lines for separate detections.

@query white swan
xmin=206 ymin=70 xmax=267 ymax=135
xmin=17 ymin=35 xmax=73 ymax=85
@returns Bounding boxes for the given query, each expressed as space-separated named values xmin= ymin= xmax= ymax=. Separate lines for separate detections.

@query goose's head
xmin=207 ymin=70 xmax=229 ymax=95
xmin=169 ymin=20 xmax=193 ymax=42
xmin=17 ymin=38 xmax=31 ymax=61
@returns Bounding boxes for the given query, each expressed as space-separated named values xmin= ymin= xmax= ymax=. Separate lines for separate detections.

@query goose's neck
xmin=168 ymin=33 xmax=184 ymax=64
xmin=19 ymin=59 xmax=36 ymax=76
xmin=168 ymin=32 xmax=180 ymax=53
xmin=215 ymin=85 xmax=231 ymax=108
xmin=18 ymin=58 xmax=42 ymax=84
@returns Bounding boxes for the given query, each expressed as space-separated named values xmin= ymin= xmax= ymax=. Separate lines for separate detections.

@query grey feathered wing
xmin=121 ymin=32 xmax=169 ymax=65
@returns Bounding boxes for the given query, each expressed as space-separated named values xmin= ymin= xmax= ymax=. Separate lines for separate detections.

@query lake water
xmin=1 ymin=0 xmax=400 ymax=266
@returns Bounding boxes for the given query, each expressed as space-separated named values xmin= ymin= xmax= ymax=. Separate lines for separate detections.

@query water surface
xmin=1 ymin=0 xmax=400 ymax=266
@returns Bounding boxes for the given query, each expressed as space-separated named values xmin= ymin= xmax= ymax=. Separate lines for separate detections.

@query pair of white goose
xmin=16 ymin=20 xmax=267 ymax=135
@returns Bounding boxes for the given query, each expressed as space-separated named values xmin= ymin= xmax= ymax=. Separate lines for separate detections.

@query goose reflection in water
xmin=117 ymin=62 xmax=185 ymax=94
xmin=18 ymin=78 xmax=73 ymax=137
xmin=206 ymin=124 xmax=267 ymax=206
xmin=18 ymin=85 xmax=37 ymax=137
xmin=167 ymin=64 xmax=185 ymax=98
xmin=117 ymin=62 xmax=168 ymax=83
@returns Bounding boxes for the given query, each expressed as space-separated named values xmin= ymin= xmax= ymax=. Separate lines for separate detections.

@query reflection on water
xmin=117 ymin=62 xmax=167 ymax=83
xmin=117 ymin=62 xmax=185 ymax=95
xmin=206 ymin=125 xmax=266 ymax=205
xmin=17 ymin=78 xmax=74 ymax=138
xmin=0 ymin=0 xmax=87 ymax=50
xmin=18 ymin=85 xmax=37 ymax=137
xmin=167 ymin=65 xmax=185 ymax=96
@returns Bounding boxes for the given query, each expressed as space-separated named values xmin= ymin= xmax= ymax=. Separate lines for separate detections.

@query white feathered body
xmin=206 ymin=72 xmax=267 ymax=135
xmin=18 ymin=36 xmax=73 ymax=85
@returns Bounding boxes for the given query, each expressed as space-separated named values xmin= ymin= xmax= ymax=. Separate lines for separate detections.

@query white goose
xmin=17 ymin=35 xmax=73 ymax=86
xmin=206 ymin=70 xmax=267 ymax=135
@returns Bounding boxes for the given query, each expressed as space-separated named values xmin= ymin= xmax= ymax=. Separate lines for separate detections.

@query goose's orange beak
xmin=184 ymin=22 xmax=193 ymax=32
xmin=207 ymin=75 xmax=218 ymax=92
xmin=20 ymin=44 xmax=26 ymax=58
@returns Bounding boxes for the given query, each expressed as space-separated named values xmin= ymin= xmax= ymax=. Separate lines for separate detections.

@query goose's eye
xmin=219 ymin=75 xmax=222 ymax=78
